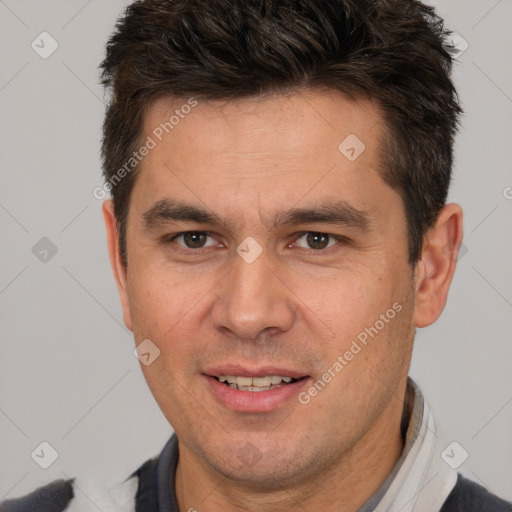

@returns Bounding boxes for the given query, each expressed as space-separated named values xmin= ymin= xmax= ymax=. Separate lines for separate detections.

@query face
xmin=109 ymin=90 xmax=419 ymax=488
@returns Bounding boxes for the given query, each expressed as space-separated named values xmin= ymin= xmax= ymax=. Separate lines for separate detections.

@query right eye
xmin=167 ymin=231 xmax=217 ymax=250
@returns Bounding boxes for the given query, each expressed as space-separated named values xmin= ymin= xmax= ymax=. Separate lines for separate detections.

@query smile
xmin=215 ymin=375 xmax=297 ymax=391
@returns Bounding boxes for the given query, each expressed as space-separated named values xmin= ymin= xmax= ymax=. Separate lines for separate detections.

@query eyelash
xmin=163 ymin=231 xmax=349 ymax=255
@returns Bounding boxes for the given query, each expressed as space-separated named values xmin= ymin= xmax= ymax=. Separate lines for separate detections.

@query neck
xmin=175 ymin=383 xmax=408 ymax=512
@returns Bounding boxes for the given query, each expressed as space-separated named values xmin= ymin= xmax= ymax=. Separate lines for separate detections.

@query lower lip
xmin=203 ymin=375 xmax=310 ymax=413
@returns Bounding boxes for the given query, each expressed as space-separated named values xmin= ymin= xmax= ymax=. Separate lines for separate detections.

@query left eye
xmin=294 ymin=232 xmax=338 ymax=250
xmin=172 ymin=231 xmax=217 ymax=249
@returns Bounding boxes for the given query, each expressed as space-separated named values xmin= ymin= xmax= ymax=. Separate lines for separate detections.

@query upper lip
xmin=203 ymin=364 xmax=308 ymax=379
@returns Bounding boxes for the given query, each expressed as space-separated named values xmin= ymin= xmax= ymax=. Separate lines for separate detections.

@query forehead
xmin=142 ymin=89 xmax=383 ymax=162
xmin=133 ymin=90 xmax=390 ymax=221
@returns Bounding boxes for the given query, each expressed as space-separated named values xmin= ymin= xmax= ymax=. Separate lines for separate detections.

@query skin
xmin=103 ymin=89 xmax=463 ymax=511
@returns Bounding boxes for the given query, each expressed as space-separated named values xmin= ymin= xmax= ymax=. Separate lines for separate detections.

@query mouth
xmin=213 ymin=374 xmax=301 ymax=392
xmin=203 ymin=366 xmax=310 ymax=412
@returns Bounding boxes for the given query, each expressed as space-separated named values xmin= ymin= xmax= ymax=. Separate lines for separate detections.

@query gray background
xmin=1 ymin=0 xmax=511 ymax=504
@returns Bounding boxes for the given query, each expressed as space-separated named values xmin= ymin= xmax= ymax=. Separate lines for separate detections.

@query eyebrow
xmin=273 ymin=201 xmax=371 ymax=231
xmin=142 ymin=199 xmax=371 ymax=232
xmin=143 ymin=199 xmax=224 ymax=230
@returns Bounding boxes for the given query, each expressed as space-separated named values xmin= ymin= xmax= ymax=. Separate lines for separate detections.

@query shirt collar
xmin=359 ymin=377 xmax=457 ymax=512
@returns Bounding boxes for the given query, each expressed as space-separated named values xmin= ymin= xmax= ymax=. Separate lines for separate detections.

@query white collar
xmin=368 ymin=378 xmax=457 ymax=512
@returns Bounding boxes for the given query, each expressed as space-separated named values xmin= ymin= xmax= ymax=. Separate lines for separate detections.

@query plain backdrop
xmin=1 ymin=0 xmax=511 ymax=503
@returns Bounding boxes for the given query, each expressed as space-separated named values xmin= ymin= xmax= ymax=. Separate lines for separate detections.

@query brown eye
xmin=295 ymin=232 xmax=336 ymax=250
xmin=305 ymin=233 xmax=330 ymax=250
xmin=183 ymin=232 xmax=207 ymax=248
xmin=175 ymin=232 xmax=213 ymax=249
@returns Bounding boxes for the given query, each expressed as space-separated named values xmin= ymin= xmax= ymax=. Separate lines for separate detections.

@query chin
xmin=197 ymin=433 xmax=315 ymax=487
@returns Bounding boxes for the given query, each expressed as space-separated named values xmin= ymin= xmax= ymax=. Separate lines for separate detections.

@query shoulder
xmin=441 ymin=474 xmax=512 ymax=512
xmin=0 ymin=436 xmax=176 ymax=512
xmin=0 ymin=479 xmax=74 ymax=512
xmin=0 ymin=472 xmax=142 ymax=512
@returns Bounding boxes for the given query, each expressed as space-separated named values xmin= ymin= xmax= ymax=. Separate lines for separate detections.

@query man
xmin=1 ymin=0 xmax=510 ymax=511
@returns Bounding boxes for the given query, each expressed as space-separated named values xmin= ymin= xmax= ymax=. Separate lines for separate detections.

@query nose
xmin=211 ymin=247 xmax=295 ymax=340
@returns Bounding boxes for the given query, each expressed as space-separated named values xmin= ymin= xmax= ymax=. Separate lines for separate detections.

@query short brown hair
xmin=100 ymin=0 xmax=461 ymax=266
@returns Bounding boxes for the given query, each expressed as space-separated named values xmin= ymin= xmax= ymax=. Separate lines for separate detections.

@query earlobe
xmin=413 ymin=203 xmax=463 ymax=328
xmin=102 ymin=200 xmax=133 ymax=331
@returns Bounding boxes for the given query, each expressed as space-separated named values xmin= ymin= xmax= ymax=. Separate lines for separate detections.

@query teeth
xmin=236 ymin=376 xmax=253 ymax=387
xmin=217 ymin=375 xmax=295 ymax=389
xmin=252 ymin=377 xmax=271 ymax=387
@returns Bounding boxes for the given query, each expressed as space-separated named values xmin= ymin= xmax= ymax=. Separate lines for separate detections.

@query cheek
xmin=127 ymin=264 xmax=196 ymax=343
xmin=126 ymin=261 xmax=224 ymax=378
xmin=304 ymin=269 xmax=400 ymax=335
xmin=303 ymin=262 xmax=413 ymax=375
xmin=127 ymin=268 xmax=210 ymax=426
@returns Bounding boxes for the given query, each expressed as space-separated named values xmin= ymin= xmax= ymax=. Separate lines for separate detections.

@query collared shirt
xmin=358 ymin=378 xmax=457 ymax=511
xmin=96 ymin=377 xmax=457 ymax=511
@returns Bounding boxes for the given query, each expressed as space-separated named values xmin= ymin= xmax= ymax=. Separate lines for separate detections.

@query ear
xmin=102 ymin=200 xmax=133 ymax=331
xmin=413 ymin=203 xmax=463 ymax=328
